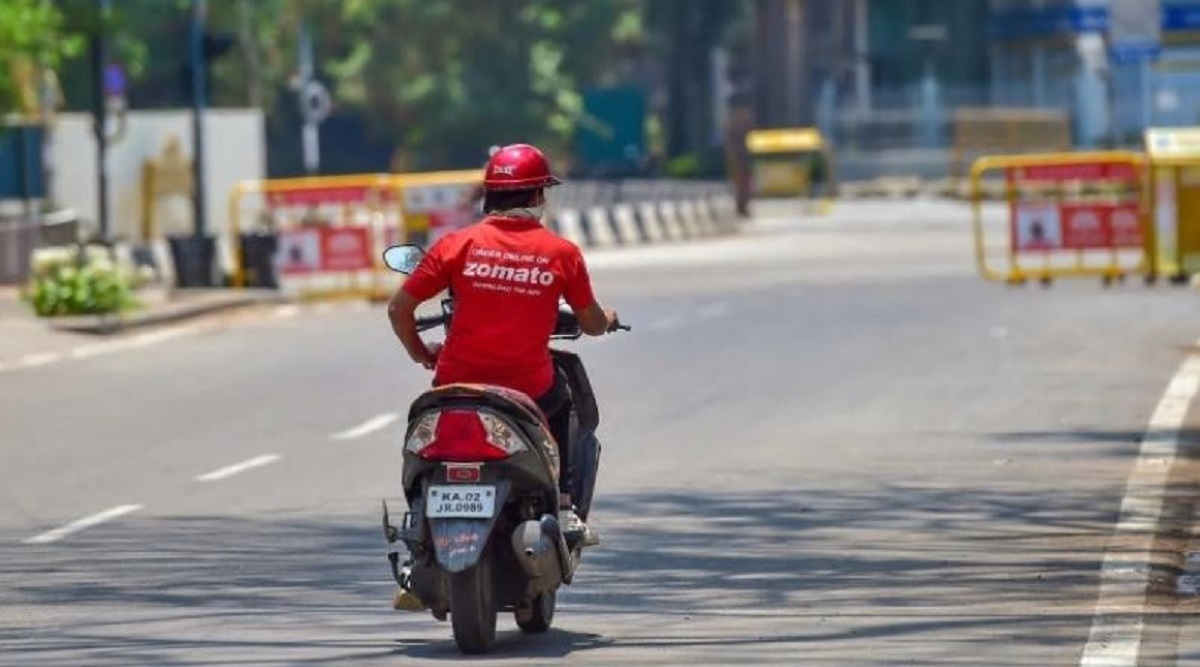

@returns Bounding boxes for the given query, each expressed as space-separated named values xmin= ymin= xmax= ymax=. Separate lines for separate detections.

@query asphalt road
xmin=2 ymin=200 xmax=1199 ymax=665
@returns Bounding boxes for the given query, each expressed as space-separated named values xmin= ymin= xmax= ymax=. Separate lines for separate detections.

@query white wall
xmin=48 ymin=108 xmax=265 ymax=244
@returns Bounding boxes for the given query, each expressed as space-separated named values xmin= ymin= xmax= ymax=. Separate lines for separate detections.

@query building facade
xmin=989 ymin=0 xmax=1200 ymax=145
xmin=750 ymin=0 xmax=1200 ymax=158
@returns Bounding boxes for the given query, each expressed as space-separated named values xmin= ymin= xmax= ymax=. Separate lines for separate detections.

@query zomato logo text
xmin=463 ymin=262 xmax=555 ymax=286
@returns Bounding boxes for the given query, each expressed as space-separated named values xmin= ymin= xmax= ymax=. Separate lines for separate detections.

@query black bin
xmin=168 ymin=235 xmax=216 ymax=288
xmin=238 ymin=233 xmax=279 ymax=289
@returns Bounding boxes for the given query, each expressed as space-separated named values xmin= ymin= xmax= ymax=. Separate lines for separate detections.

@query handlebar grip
xmin=416 ymin=315 xmax=445 ymax=331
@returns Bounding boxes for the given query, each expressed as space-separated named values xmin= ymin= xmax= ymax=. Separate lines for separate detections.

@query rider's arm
xmin=388 ymin=241 xmax=451 ymax=368
xmin=576 ymin=302 xmax=618 ymax=337
xmin=562 ymin=247 xmax=618 ymax=337
xmin=388 ymin=290 xmax=439 ymax=369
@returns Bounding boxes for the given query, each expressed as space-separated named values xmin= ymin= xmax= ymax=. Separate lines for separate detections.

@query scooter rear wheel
xmin=450 ymin=556 xmax=497 ymax=654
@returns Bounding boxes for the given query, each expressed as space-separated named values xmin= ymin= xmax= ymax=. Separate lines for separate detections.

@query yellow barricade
xmin=228 ymin=170 xmax=481 ymax=300
xmin=1145 ymin=127 xmax=1200 ymax=282
xmin=969 ymin=151 xmax=1148 ymax=284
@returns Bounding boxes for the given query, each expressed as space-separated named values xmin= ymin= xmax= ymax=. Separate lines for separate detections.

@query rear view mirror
xmin=382 ymin=244 xmax=425 ymax=275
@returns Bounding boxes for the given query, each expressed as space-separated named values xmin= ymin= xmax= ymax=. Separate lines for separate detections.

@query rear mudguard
xmin=429 ymin=484 xmax=510 ymax=573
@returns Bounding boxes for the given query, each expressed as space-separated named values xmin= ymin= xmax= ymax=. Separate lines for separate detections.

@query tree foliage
xmin=302 ymin=0 xmax=645 ymax=167
xmin=6 ymin=1 xmax=742 ymax=169
xmin=0 ymin=0 xmax=81 ymax=116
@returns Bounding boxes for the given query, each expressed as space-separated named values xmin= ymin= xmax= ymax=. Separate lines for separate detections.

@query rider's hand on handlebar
xmin=604 ymin=309 xmax=621 ymax=333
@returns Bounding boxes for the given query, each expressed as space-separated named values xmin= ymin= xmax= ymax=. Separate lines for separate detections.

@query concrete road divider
xmin=548 ymin=180 xmax=741 ymax=250
xmin=635 ymin=202 xmax=667 ymax=243
xmin=583 ymin=207 xmax=620 ymax=248
xmin=611 ymin=205 xmax=643 ymax=245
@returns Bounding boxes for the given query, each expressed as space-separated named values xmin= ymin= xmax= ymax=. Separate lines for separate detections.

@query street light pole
xmin=190 ymin=0 xmax=208 ymax=241
xmin=91 ymin=0 xmax=112 ymax=242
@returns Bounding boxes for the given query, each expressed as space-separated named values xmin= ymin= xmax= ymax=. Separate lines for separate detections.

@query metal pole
xmin=191 ymin=0 xmax=208 ymax=240
xmin=91 ymin=0 xmax=112 ymax=242
xmin=853 ymin=0 xmax=870 ymax=113
xmin=298 ymin=22 xmax=320 ymax=175
xmin=1140 ymin=58 xmax=1153 ymax=134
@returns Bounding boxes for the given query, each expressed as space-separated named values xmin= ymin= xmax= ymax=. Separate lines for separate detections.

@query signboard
xmin=990 ymin=1 xmax=1200 ymax=40
xmin=1109 ymin=0 xmax=1163 ymax=63
xmin=0 ymin=125 xmax=46 ymax=199
xmin=1146 ymin=127 xmax=1200 ymax=160
xmin=1007 ymin=160 xmax=1144 ymax=252
xmin=274 ymin=226 xmax=373 ymax=275
xmin=574 ymin=86 xmax=647 ymax=177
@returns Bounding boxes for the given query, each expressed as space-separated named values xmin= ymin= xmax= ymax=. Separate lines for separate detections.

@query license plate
xmin=426 ymin=485 xmax=496 ymax=519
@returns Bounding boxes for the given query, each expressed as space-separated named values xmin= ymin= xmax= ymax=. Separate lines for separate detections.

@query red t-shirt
xmin=401 ymin=216 xmax=596 ymax=398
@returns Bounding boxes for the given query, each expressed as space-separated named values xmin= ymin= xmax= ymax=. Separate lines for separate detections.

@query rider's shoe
xmin=559 ymin=508 xmax=601 ymax=548
xmin=393 ymin=587 xmax=426 ymax=611
xmin=392 ymin=559 xmax=426 ymax=611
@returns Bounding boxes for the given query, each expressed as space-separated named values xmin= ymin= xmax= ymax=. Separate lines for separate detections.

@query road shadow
xmin=1 ymin=481 xmax=1139 ymax=665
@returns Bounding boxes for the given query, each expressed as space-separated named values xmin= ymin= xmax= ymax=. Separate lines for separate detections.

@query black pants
xmin=535 ymin=373 xmax=572 ymax=495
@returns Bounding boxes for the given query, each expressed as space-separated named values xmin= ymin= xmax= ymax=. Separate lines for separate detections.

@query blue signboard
xmin=0 ymin=126 xmax=46 ymax=200
xmin=989 ymin=6 xmax=1106 ymax=39
xmin=1111 ymin=42 xmax=1163 ymax=63
xmin=1164 ymin=2 xmax=1200 ymax=29
xmin=1109 ymin=0 xmax=1163 ymax=64
xmin=990 ymin=2 xmax=1200 ymax=40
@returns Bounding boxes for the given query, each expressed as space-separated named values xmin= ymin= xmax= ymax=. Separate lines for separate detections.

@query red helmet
xmin=483 ymin=144 xmax=562 ymax=192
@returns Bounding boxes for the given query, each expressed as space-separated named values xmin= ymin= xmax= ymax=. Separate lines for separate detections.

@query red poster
xmin=274 ymin=226 xmax=374 ymax=274
xmin=1107 ymin=204 xmax=1143 ymax=248
xmin=321 ymin=226 xmax=372 ymax=271
xmin=1059 ymin=204 xmax=1108 ymax=249
xmin=1057 ymin=203 xmax=1143 ymax=250
xmin=1007 ymin=160 xmax=1142 ymax=254
xmin=319 ymin=227 xmax=373 ymax=271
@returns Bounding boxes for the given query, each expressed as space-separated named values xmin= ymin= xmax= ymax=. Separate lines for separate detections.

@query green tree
xmin=0 ymin=0 xmax=81 ymax=116
xmin=308 ymin=0 xmax=643 ymax=168
xmin=645 ymin=0 xmax=746 ymax=160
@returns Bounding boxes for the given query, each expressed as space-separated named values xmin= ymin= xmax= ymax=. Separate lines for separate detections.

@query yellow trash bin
xmin=744 ymin=127 xmax=835 ymax=211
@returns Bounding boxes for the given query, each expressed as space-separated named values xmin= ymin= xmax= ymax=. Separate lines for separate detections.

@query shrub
xmin=24 ymin=246 xmax=138 ymax=317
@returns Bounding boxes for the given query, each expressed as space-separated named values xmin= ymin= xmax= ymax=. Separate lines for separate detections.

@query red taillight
xmin=446 ymin=463 xmax=482 ymax=483
xmin=419 ymin=410 xmax=510 ymax=462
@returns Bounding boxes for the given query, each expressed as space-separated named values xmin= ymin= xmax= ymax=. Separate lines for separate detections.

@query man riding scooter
xmin=387 ymin=143 xmax=621 ymax=547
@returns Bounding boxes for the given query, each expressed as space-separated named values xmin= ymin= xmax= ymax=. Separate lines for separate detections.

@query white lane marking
xmin=23 ymin=504 xmax=143 ymax=545
xmin=331 ymin=413 xmax=399 ymax=441
xmin=195 ymin=454 xmax=281 ymax=482
xmin=0 ymin=322 xmax=211 ymax=374
xmin=1079 ymin=351 xmax=1200 ymax=667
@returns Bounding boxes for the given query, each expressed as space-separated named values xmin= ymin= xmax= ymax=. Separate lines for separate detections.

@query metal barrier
xmin=229 ymin=173 xmax=738 ymax=299
xmin=228 ymin=171 xmax=480 ymax=300
xmin=969 ymin=151 xmax=1147 ymax=284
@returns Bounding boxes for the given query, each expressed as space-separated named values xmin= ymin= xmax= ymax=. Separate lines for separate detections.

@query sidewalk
xmin=0 ymin=285 xmax=284 ymax=362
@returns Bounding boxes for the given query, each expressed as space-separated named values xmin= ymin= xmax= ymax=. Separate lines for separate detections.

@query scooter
xmin=379 ymin=244 xmax=626 ymax=654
